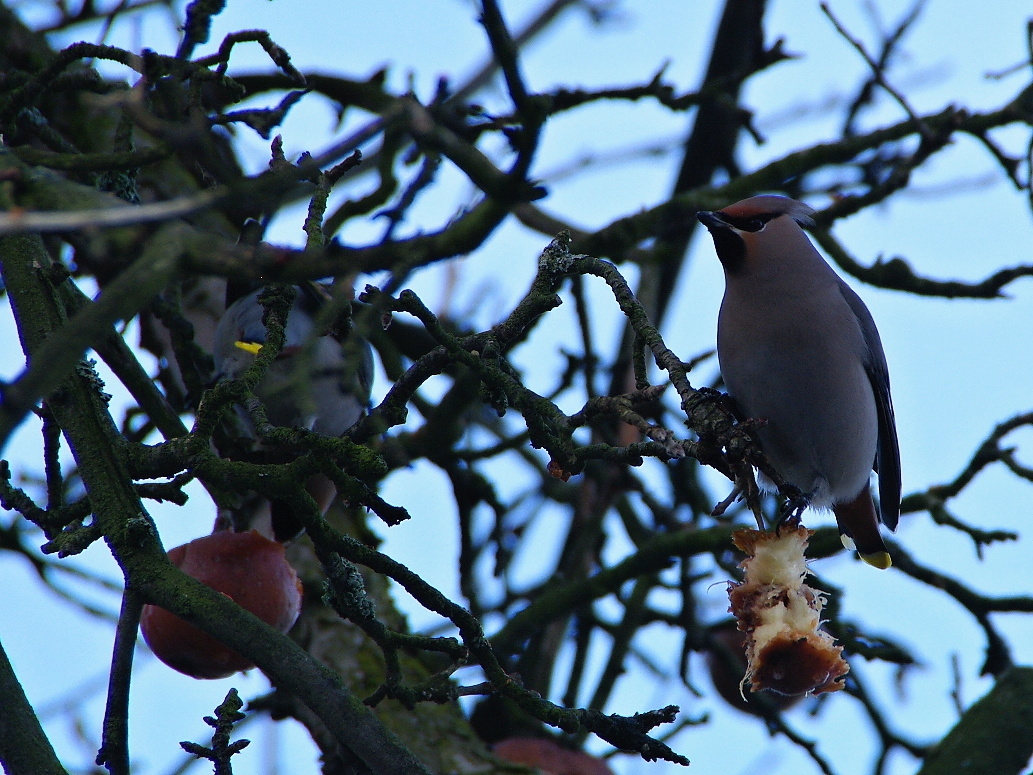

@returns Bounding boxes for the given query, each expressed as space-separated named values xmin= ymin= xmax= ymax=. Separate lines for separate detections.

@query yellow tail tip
xmin=859 ymin=551 xmax=892 ymax=570
xmin=840 ymin=535 xmax=891 ymax=569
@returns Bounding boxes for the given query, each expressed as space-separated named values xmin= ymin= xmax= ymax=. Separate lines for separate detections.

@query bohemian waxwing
xmin=213 ymin=283 xmax=373 ymax=435
xmin=212 ymin=282 xmax=374 ymax=540
xmin=697 ymin=195 xmax=900 ymax=568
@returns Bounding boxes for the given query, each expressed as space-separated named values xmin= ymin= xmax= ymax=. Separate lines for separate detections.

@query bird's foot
xmin=778 ymin=489 xmax=809 ymax=528
xmin=695 ymin=387 xmax=745 ymax=421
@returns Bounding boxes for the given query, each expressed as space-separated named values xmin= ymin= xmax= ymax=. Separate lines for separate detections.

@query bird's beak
xmin=234 ymin=341 xmax=264 ymax=356
xmin=696 ymin=210 xmax=727 ymax=230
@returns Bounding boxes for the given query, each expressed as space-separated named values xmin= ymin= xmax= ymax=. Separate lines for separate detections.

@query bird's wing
xmin=838 ymin=281 xmax=901 ymax=531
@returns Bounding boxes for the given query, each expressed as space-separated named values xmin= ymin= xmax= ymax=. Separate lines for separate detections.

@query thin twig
xmin=96 ymin=586 xmax=143 ymax=775
xmin=820 ymin=2 xmax=934 ymax=142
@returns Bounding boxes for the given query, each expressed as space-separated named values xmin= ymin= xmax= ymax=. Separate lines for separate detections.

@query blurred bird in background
xmin=212 ymin=281 xmax=374 ymax=541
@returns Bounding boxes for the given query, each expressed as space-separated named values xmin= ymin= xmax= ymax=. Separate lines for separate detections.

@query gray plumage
xmin=213 ymin=284 xmax=373 ymax=437
xmin=212 ymin=284 xmax=374 ymax=542
xmin=697 ymin=195 xmax=900 ymax=568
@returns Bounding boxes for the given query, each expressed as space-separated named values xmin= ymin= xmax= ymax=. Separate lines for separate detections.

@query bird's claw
xmin=779 ymin=491 xmax=809 ymax=527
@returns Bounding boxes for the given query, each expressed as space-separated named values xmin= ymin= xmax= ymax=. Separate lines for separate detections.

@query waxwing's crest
xmin=719 ymin=195 xmax=816 ymax=228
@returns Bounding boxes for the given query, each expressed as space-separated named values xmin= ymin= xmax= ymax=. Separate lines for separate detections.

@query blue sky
xmin=2 ymin=2 xmax=1033 ymax=774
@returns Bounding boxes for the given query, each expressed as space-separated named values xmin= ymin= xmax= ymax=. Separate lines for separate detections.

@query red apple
xmin=141 ymin=530 xmax=303 ymax=679
xmin=492 ymin=737 xmax=614 ymax=775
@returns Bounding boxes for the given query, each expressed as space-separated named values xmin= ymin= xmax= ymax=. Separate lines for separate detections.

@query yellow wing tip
xmin=859 ymin=551 xmax=892 ymax=570
xmin=234 ymin=340 xmax=263 ymax=356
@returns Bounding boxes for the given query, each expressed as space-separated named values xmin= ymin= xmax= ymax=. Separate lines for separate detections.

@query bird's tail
xmin=834 ymin=489 xmax=891 ymax=569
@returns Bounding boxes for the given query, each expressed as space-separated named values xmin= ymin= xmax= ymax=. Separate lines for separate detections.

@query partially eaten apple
xmin=727 ymin=526 xmax=848 ymax=696
xmin=705 ymin=620 xmax=803 ymax=715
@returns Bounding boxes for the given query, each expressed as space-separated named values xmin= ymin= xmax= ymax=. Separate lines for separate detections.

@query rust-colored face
xmin=697 ymin=195 xmax=816 ymax=273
